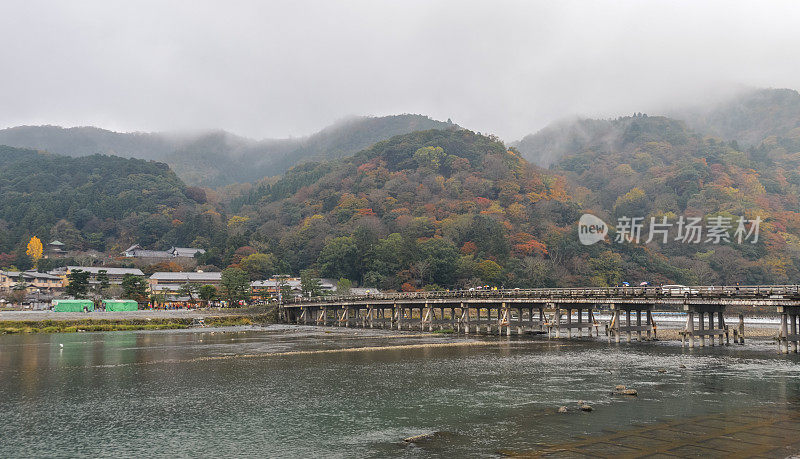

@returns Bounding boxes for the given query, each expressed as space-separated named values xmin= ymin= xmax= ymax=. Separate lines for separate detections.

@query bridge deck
xmin=282 ymin=285 xmax=800 ymax=309
xmin=280 ymin=285 xmax=800 ymax=352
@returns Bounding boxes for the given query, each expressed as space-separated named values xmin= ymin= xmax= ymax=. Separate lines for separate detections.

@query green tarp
xmin=53 ymin=300 xmax=94 ymax=312
xmin=102 ymin=300 xmax=139 ymax=311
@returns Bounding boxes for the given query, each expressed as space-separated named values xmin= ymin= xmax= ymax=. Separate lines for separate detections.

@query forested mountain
xmin=0 ymin=146 xmax=221 ymax=262
xmin=2 ymin=89 xmax=800 ymax=288
xmin=218 ymin=117 xmax=800 ymax=289
xmin=0 ymin=115 xmax=455 ymax=186
xmin=221 ymin=128 xmax=578 ymax=290
xmin=549 ymin=113 xmax=800 ymax=285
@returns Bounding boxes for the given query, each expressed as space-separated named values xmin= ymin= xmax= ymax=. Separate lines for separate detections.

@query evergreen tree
xmin=65 ymin=270 xmax=90 ymax=298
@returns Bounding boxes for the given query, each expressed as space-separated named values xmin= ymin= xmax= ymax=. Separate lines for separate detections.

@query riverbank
xmin=0 ymin=308 xmax=276 ymax=334
xmin=0 ymin=307 xmax=784 ymax=341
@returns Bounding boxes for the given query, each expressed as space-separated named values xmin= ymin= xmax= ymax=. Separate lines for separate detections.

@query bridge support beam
xmin=316 ymin=307 xmax=327 ymax=326
xmin=460 ymin=303 xmax=469 ymax=334
xmin=548 ymin=303 xmax=598 ymax=339
xmin=777 ymin=306 xmax=800 ymax=354
xmin=395 ymin=305 xmax=404 ymax=330
xmin=608 ymin=304 xmax=656 ymax=343
xmin=681 ymin=304 xmax=729 ymax=348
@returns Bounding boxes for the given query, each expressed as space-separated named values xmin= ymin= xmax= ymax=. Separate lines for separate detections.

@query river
xmin=2 ymin=325 xmax=799 ymax=457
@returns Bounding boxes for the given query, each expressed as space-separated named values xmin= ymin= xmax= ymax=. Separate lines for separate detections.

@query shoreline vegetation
xmin=0 ymin=316 xmax=782 ymax=341
xmin=0 ymin=312 xmax=276 ymax=334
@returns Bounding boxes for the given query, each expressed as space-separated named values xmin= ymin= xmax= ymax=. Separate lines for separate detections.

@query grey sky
xmin=1 ymin=0 xmax=799 ymax=141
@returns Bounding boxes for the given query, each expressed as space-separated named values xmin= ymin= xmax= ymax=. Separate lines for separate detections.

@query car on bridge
xmin=662 ymin=284 xmax=699 ymax=296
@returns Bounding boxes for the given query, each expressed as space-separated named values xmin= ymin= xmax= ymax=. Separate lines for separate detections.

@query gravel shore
xmin=652 ymin=325 xmax=777 ymax=341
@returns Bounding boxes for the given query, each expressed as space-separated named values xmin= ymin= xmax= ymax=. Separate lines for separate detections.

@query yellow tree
xmin=26 ymin=236 xmax=44 ymax=267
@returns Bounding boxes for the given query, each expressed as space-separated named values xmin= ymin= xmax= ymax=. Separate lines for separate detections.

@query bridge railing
xmin=282 ymin=285 xmax=800 ymax=306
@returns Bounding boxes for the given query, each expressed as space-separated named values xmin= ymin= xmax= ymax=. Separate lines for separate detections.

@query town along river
xmin=2 ymin=326 xmax=800 ymax=457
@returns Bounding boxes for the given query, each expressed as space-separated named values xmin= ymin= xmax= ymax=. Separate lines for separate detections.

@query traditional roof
xmin=123 ymin=244 xmax=204 ymax=258
xmin=251 ymin=279 xmax=302 ymax=289
xmin=150 ymin=272 xmax=222 ymax=282
xmin=151 ymin=284 xmax=182 ymax=292
xmin=1 ymin=270 xmax=62 ymax=280
xmin=169 ymin=247 xmax=206 ymax=257
xmin=250 ymin=278 xmax=336 ymax=290
xmin=61 ymin=266 xmax=145 ymax=276
xmin=49 ymin=240 xmax=65 ymax=246
xmin=133 ymin=250 xmax=172 ymax=258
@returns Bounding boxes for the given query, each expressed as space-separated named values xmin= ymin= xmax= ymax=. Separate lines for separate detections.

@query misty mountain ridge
xmin=513 ymin=87 xmax=800 ymax=167
xmin=512 ymin=115 xmax=691 ymax=168
xmin=674 ymin=87 xmax=800 ymax=146
xmin=0 ymin=114 xmax=457 ymax=187
xmin=3 ymin=87 xmax=800 ymax=188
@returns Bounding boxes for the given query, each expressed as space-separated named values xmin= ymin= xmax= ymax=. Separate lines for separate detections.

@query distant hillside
xmin=0 ymin=125 xmax=176 ymax=160
xmin=0 ymin=146 xmax=221 ymax=258
xmin=0 ymin=115 xmax=456 ymax=186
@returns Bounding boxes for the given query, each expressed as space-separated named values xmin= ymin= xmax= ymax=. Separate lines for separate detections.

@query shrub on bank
xmin=0 ymin=312 xmax=273 ymax=334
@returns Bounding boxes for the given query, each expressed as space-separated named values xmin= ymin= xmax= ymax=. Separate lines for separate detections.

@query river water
xmin=1 ymin=326 xmax=799 ymax=457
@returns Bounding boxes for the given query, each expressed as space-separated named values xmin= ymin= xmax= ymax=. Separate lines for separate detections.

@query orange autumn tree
xmin=511 ymin=233 xmax=548 ymax=257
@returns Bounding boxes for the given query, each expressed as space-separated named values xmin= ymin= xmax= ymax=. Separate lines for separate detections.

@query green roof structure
xmin=102 ymin=300 xmax=139 ymax=311
xmin=53 ymin=300 xmax=94 ymax=312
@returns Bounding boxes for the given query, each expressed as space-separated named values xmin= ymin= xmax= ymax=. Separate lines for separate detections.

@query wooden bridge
xmin=280 ymin=285 xmax=800 ymax=353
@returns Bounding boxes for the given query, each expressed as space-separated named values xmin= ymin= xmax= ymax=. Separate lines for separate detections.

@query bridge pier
xmin=500 ymin=303 xmax=510 ymax=336
xmin=460 ymin=304 xmax=469 ymax=334
xmin=548 ymin=303 xmax=598 ymax=339
xmin=338 ymin=307 xmax=350 ymax=327
xmin=608 ymin=304 xmax=656 ymax=343
xmin=681 ymin=304 xmax=729 ymax=348
xmin=395 ymin=305 xmax=405 ymax=330
xmin=777 ymin=306 xmax=800 ymax=354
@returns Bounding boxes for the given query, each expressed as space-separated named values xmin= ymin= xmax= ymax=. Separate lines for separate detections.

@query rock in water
xmin=403 ymin=431 xmax=453 ymax=444
xmin=580 ymin=404 xmax=593 ymax=412
xmin=558 ymin=406 xmax=567 ymax=413
xmin=404 ymin=433 xmax=434 ymax=443
xmin=658 ymin=368 xmax=667 ymax=373
xmin=612 ymin=386 xmax=638 ymax=396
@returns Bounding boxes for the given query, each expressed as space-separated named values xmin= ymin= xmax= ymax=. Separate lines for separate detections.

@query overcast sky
xmin=1 ymin=0 xmax=799 ymax=141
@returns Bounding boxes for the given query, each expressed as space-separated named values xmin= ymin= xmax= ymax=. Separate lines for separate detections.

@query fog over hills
xmin=0 ymin=114 xmax=455 ymax=186
xmin=513 ymin=88 xmax=800 ymax=168
xmin=3 ymin=87 xmax=800 ymax=189
xmin=673 ymin=88 xmax=800 ymax=146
